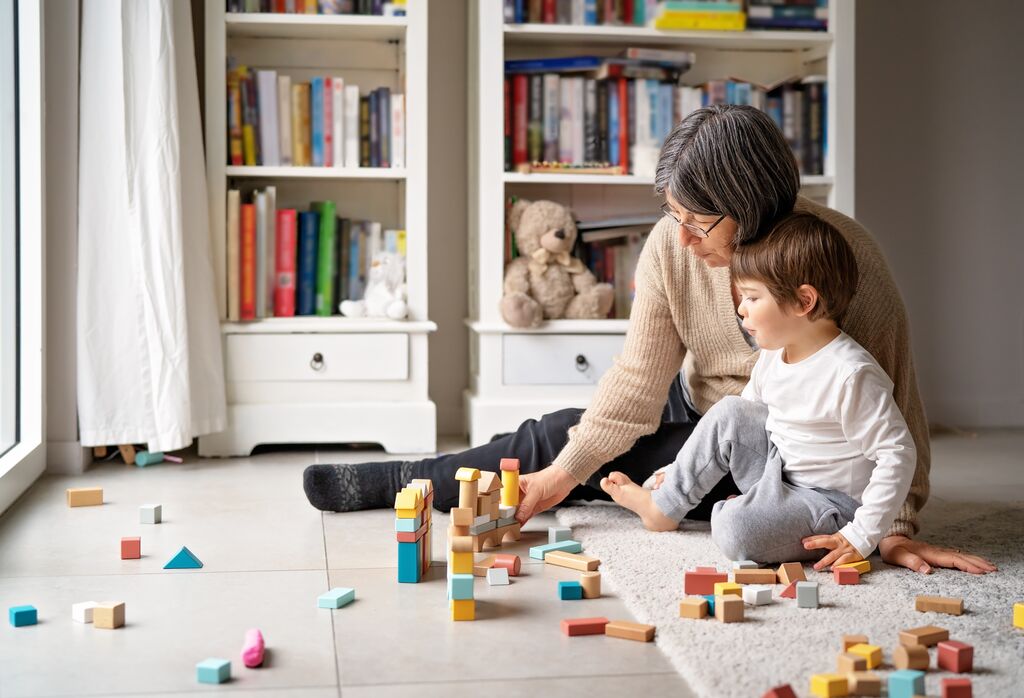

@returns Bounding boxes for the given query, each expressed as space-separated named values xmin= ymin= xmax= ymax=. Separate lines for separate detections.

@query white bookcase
xmin=199 ymin=2 xmax=436 ymax=457
xmin=465 ymin=1 xmax=854 ymax=446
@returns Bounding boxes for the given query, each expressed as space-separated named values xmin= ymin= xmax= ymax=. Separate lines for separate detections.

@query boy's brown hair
xmin=730 ymin=211 xmax=859 ymax=323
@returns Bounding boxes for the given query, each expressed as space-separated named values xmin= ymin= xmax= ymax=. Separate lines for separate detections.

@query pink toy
xmin=163 ymin=454 xmax=184 ymax=464
xmin=242 ymin=628 xmax=265 ymax=668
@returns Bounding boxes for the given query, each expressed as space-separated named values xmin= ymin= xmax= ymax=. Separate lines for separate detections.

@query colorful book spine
xmin=263 ymin=186 xmax=276 ymax=314
xmin=240 ymin=203 xmax=256 ymax=321
xmin=323 ymin=77 xmax=333 ymax=167
xmin=542 ymin=74 xmax=559 ymax=162
xmin=313 ymin=201 xmax=337 ymax=316
xmin=368 ymin=89 xmax=379 ymax=167
xmin=527 ymin=74 xmax=543 ymax=163
xmin=344 ymin=85 xmax=360 ymax=168
xmin=226 ymin=190 xmax=240 ymax=321
xmin=254 ymin=192 xmax=267 ymax=318
xmin=311 ymin=77 xmax=325 ymax=166
xmin=240 ymin=69 xmax=258 ymax=166
xmin=378 ymin=87 xmax=391 ymax=168
xmin=256 ymin=69 xmax=280 ymax=166
xmin=359 ymin=96 xmax=370 ymax=166
xmin=332 ymin=77 xmax=344 ymax=167
xmin=617 ymin=78 xmax=628 ymax=172
xmin=503 ymin=77 xmax=512 ymax=171
xmin=274 ymin=209 xmax=297 ymax=317
xmin=277 ymin=74 xmax=292 ymax=165
xmin=296 ymin=211 xmax=320 ymax=316
xmin=512 ymin=74 xmax=528 ymax=166
xmin=557 ymin=77 xmax=572 ymax=163
xmin=608 ymin=80 xmax=619 ymax=166
xmin=227 ymin=68 xmax=244 ymax=166
xmin=391 ymin=93 xmax=405 ymax=169
xmin=292 ymin=82 xmax=311 ymax=166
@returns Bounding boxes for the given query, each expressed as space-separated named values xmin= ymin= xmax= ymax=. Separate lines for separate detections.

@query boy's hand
xmin=802 ymin=532 xmax=864 ymax=571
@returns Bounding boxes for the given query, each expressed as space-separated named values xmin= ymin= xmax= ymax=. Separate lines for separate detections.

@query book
xmin=542 ymin=74 xmax=560 ymax=161
xmin=504 ymin=55 xmax=604 ymax=74
xmin=344 ymin=84 xmax=360 ymax=168
xmin=513 ymin=74 xmax=529 ymax=166
xmin=323 ymin=77 xmax=334 ymax=167
xmin=359 ymin=96 xmax=370 ymax=166
xmin=368 ymin=89 xmax=379 ymax=167
xmin=527 ymin=75 xmax=543 ymax=163
xmin=296 ymin=211 xmax=320 ymax=315
xmin=312 ymin=201 xmax=337 ymax=316
xmin=333 ymin=217 xmax=349 ymax=307
xmin=503 ymin=77 xmax=512 ymax=171
xmin=226 ymin=190 xmax=241 ymax=321
xmin=240 ymin=68 xmax=258 ymax=165
xmin=227 ymin=68 xmax=244 ymax=165
xmin=652 ymin=9 xmax=747 ymax=31
xmin=311 ymin=77 xmax=325 ymax=166
xmin=274 ymin=209 xmax=297 ymax=317
xmin=240 ymin=203 xmax=256 ymax=320
xmin=332 ymin=77 xmax=344 ymax=167
xmin=277 ymin=74 xmax=292 ymax=165
xmin=377 ymin=87 xmax=391 ymax=168
xmin=256 ymin=70 xmax=279 ymax=166
xmin=263 ymin=186 xmax=276 ymax=314
xmin=391 ymin=93 xmax=405 ymax=168
xmin=255 ymin=191 xmax=267 ymax=317
xmin=292 ymin=82 xmax=311 ymax=166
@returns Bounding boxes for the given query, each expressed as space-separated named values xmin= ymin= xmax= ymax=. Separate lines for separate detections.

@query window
xmin=0 ymin=0 xmax=16 ymax=457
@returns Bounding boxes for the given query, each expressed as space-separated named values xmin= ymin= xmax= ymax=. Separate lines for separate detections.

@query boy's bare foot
xmin=600 ymin=471 xmax=679 ymax=532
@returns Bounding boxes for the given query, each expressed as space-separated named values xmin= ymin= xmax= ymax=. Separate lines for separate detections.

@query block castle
xmin=394 ymin=478 xmax=434 ymax=583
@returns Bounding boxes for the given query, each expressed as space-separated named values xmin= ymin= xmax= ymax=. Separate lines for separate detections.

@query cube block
xmin=140 ymin=504 xmax=162 ymax=524
xmin=837 ymin=652 xmax=867 ymax=673
xmin=888 ymin=670 xmax=925 ymax=698
xmin=548 ymin=526 xmax=572 ymax=544
xmin=679 ymin=597 xmax=708 ymax=619
xmin=450 ymin=599 xmax=475 ymax=621
xmin=937 ymin=640 xmax=973 ymax=673
xmin=9 ymin=605 xmax=37 ymax=627
xmin=449 ymin=551 xmax=473 ymax=575
xmin=848 ymin=643 xmax=882 ymax=669
xmin=796 ymin=581 xmax=819 ymax=608
xmin=715 ymin=595 xmax=744 ymax=623
xmin=448 ymin=573 xmax=475 ymax=600
xmin=834 ymin=567 xmax=859 ymax=585
xmin=451 ymin=507 xmax=474 ymax=527
xmin=486 ymin=567 xmax=509 ymax=585
xmin=93 ymin=601 xmax=125 ymax=629
xmin=561 ymin=616 xmax=610 ymax=636
xmin=121 ymin=537 xmax=141 ymax=560
xmin=742 ymin=585 xmax=773 ymax=606
xmin=196 ymin=658 xmax=231 ymax=684
xmin=941 ymin=677 xmax=973 ymax=698
xmin=847 ymin=671 xmax=881 ymax=696
xmin=395 ymin=514 xmax=421 ymax=533
xmin=558 ymin=581 xmax=584 ymax=600
xmin=809 ymin=673 xmax=847 ymax=698
xmin=318 ymin=587 xmax=355 ymax=609
xmin=72 ymin=601 xmax=98 ymax=624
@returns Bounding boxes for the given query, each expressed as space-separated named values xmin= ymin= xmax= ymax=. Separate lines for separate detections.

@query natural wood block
xmin=605 ymin=620 xmax=655 ymax=642
xmin=809 ymin=673 xmax=847 ymax=698
xmin=733 ymin=568 xmax=776 ymax=584
xmin=580 ymin=571 xmax=601 ymax=599
xmin=450 ymin=535 xmax=474 ymax=553
xmin=847 ymin=643 xmax=882 ymax=669
xmin=843 ymin=634 xmax=869 ymax=651
xmin=477 ymin=470 xmax=501 ymax=494
xmin=899 ymin=624 xmax=949 ymax=647
xmin=118 ymin=444 xmax=136 ymax=465
xmin=451 ymin=507 xmax=474 ymax=527
xmin=837 ymin=652 xmax=868 ymax=673
xmin=457 ymin=480 xmax=478 ymax=510
xmin=894 ymin=643 xmax=930 ymax=670
xmin=683 ymin=567 xmax=727 ymax=595
xmin=561 ymin=616 xmax=609 ymax=636
xmin=544 ymin=550 xmax=600 ymax=572
xmin=473 ymin=555 xmax=496 ymax=577
xmin=120 ymin=537 xmax=141 ymax=560
xmin=67 ymin=487 xmax=103 ymax=507
xmin=915 ymin=594 xmax=963 ymax=616
xmin=937 ymin=640 xmax=973 ymax=673
xmin=777 ymin=562 xmax=806 ymax=586
xmin=93 ymin=446 xmax=108 ymax=458
xmin=93 ymin=601 xmax=125 ymax=629
xmin=847 ymin=671 xmax=882 ymax=696
xmin=454 ymin=467 xmax=480 ymax=481
xmin=679 ymin=597 xmax=708 ymax=619
xmin=715 ymin=595 xmax=744 ymax=623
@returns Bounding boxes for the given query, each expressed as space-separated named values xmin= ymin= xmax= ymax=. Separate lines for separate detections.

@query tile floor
xmin=0 ymin=430 xmax=1020 ymax=697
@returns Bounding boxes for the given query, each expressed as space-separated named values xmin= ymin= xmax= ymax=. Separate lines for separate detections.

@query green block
xmin=528 ymin=540 xmax=583 ymax=560
xmin=196 ymin=658 xmax=231 ymax=684
xmin=318 ymin=587 xmax=355 ymax=609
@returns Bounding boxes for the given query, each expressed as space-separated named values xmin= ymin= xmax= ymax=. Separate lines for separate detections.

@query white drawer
xmin=502 ymin=334 xmax=625 ymax=385
xmin=225 ymin=333 xmax=409 ymax=382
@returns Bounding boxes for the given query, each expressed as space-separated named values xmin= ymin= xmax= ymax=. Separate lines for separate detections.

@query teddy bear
xmin=500 ymin=199 xmax=614 ymax=328
xmin=339 ymin=251 xmax=408 ymax=320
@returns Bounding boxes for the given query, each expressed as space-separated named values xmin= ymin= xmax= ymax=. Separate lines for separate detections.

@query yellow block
xmin=836 ymin=559 xmax=871 ymax=574
xmin=450 ymin=551 xmax=473 ymax=575
xmin=455 ymin=467 xmax=480 ymax=482
xmin=67 ymin=487 xmax=103 ymax=507
xmin=847 ymin=643 xmax=882 ymax=669
xmin=714 ymin=582 xmax=742 ymax=597
xmin=395 ymin=508 xmax=419 ymax=520
xmin=1015 ymin=602 xmax=1024 ymax=629
xmin=809 ymin=674 xmax=848 ymax=698
xmin=393 ymin=488 xmax=423 ymax=513
xmin=500 ymin=470 xmax=519 ymax=507
xmin=450 ymin=599 xmax=475 ymax=621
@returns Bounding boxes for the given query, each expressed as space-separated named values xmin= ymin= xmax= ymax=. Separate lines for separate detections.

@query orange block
xmin=605 ymin=620 xmax=655 ymax=642
xmin=561 ymin=617 xmax=609 ymax=636
xmin=120 ymin=537 xmax=141 ymax=560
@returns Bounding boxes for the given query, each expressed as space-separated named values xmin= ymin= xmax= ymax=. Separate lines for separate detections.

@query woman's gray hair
xmin=655 ymin=104 xmax=800 ymax=244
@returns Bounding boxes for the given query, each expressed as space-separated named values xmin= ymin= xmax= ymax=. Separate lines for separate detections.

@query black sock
xmin=303 ymin=460 xmax=416 ymax=512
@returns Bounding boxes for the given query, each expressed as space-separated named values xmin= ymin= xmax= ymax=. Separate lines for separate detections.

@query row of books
xmin=227 ymin=0 xmax=405 ymax=15
xmin=747 ymin=0 xmax=828 ymax=31
xmin=578 ymin=219 xmax=650 ymax=318
xmin=504 ymin=0 xmax=660 ymax=26
xmin=227 ymin=64 xmax=404 ymax=169
xmin=225 ymin=187 xmax=406 ymax=321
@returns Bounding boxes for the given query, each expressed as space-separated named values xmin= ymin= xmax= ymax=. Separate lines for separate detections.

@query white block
xmin=140 ymin=504 xmax=162 ymax=524
xmin=498 ymin=505 xmax=515 ymax=519
xmin=73 ymin=601 xmax=98 ymax=623
xmin=742 ymin=585 xmax=773 ymax=606
xmin=733 ymin=560 xmax=759 ymax=569
xmin=486 ymin=567 xmax=510 ymax=585
xmin=548 ymin=526 xmax=572 ymax=545
xmin=473 ymin=513 xmax=491 ymax=527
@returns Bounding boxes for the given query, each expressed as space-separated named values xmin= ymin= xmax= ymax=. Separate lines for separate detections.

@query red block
xmin=499 ymin=458 xmax=520 ymax=471
xmin=762 ymin=685 xmax=797 ymax=698
xmin=779 ymin=581 xmax=798 ymax=599
xmin=684 ymin=567 xmax=728 ymax=595
xmin=937 ymin=640 xmax=974 ymax=673
xmin=834 ymin=567 xmax=860 ymax=585
xmin=561 ymin=617 xmax=610 ymax=636
xmin=395 ymin=520 xmax=429 ymax=543
xmin=120 ymin=537 xmax=141 ymax=560
xmin=493 ymin=553 xmax=521 ymax=576
xmin=941 ymin=677 xmax=972 ymax=698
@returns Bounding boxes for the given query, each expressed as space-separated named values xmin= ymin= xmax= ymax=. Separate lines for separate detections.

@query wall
xmin=855 ymin=0 xmax=1024 ymax=427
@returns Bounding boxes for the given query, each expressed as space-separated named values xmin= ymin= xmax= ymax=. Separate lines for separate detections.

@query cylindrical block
xmin=580 ymin=571 xmax=601 ymax=599
xmin=500 ymin=469 xmax=519 ymax=507
xmin=458 ymin=480 xmax=478 ymax=510
xmin=894 ymin=644 xmax=930 ymax=670
xmin=135 ymin=451 xmax=165 ymax=467
xmin=492 ymin=553 xmax=521 ymax=576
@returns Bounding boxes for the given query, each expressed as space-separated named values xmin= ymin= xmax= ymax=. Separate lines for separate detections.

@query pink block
xmin=834 ymin=567 xmax=860 ymax=585
xmin=499 ymin=458 xmax=520 ymax=471
xmin=163 ymin=454 xmax=184 ymax=463
xmin=242 ymin=628 xmax=265 ymax=668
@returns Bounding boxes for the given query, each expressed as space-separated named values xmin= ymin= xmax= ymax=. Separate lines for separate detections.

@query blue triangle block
xmin=164 ymin=545 xmax=203 ymax=569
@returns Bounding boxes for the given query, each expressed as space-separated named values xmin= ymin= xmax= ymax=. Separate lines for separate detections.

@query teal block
xmin=9 ymin=605 xmax=37 ymax=627
xmin=135 ymin=450 xmax=164 ymax=466
xmin=164 ymin=546 xmax=203 ymax=569
xmin=888 ymin=670 xmax=925 ymax=698
xmin=196 ymin=658 xmax=231 ymax=684
xmin=318 ymin=587 xmax=355 ymax=609
xmin=447 ymin=573 xmax=475 ymax=600
xmin=702 ymin=594 xmax=715 ymax=615
xmin=558 ymin=581 xmax=584 ymax=600
xmin=397 ymin=540 xmax=421 ymax=583
xmin=529 ymin=540 xmax=583 ymax=560
xmin=395 ymin=514 xmax=422 ymax=533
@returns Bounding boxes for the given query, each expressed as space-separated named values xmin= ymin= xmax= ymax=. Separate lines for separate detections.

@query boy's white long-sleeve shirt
xmin=740 ymin=332 xmax=917 ymax=558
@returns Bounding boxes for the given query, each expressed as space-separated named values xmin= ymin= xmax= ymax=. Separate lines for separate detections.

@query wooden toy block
xmin=899 ymin=624 xmax=949 ymax=647
xmin=742 ymin=585 xmax=773 ymax=606
xmin=499 ymin=458 xmax=520 ymax=471
xmin=450 ymin=551 xmax=474 ymax=575
xmin=455 ymin=467 xmax=481 ymax=481
xmin=93 ymin=601 xmax=125 ymax=629
xmin=848 ymin=643 xmax=882 ymax=669
xmin=715 ymin=595 xmax=744 ymax=623
xmin=679 ymin=597 xmax=708 ymax=619
xmin=777 ymin=562 xmax=806 ymax=585
xmin=394 ymin=487 xmax=423 ymax=515
xmin=493 ymin=553 xmax=521 ymax=576
xmin=472 ymin=513 xmax=491 ymax=526
xmin=121 ymin=537 xmax=141 ymax=559
xmin=580 ymin=571 xmax=601 ymax=599
xmin=937 ymin=640 xmax=973 ymax=673
xmin=940 ymin=677 xmax=972 ymax=698
xmin=118 ymin=444 xmax=137 ymax=465
xmin=809 ymin=673 xmax=847 ymax=698
xmin=93 ymin=445 xmax=108 ymax=458
xmin=448 ymin=573 xmax=475 ymax=600
xmin=501 ymin=468 xmax=519 ymax=507
xmin=887 ymin=669 xmax=925 ymax=698
xmin=318 ymin=587 xmax=355 ymax=608
xmin=458 ymin=480 xmax=479 ymax=510
xmin=140 ymin=504 xmax=162 ymax=524
xmin=449 ymin=524 xmax=470 ymax=537
xmin=714 ymin=581 xmax=742 ymax=598
xmin=67 ymin=487 xmax=103 ymax=507
xmin=837 ymin=652 xmax=868 ymax=673
xmin=134 ymin=450 xmax=164 ymax=466
xmin=398 ymin=540 xmax=422 ymax=583
xmin=395 ymin=514 xmax=422 ymax=533
xmin=9 ymin=605 xmax=37 ymax=627
xmin=469 ymin=520 xmax=497 ymax=536
xmin=915 ymin=594 xmax=964 ymax=616
xmin=471 ymin=521 xmax=522 ymax=552
xmin=604 ymin=620 xmax=655 ymax=642
xmin=548 ymin=526 xmax=572 ymax=544
xmin=529 ymin=539 xmax=583 ymax=560
xmin=702 ymin=595 xmax=716 ymax=615
xmin=834 ymin=567 xmax=860 ymax=585
xmin=734 ymin=568 xmax=776 ymax=585
xmin=847 ymin=671 xmax=882 ymax=696
xmin=762 ymin=685 xmax=797 ymax=698
xmin=843 ymin=634 xmax=869 ymax=651
xmin=837 ymin=559 xmax=871 ymax=574
xmin=796 ymin=581 xmax=819 ymax=608
xmin=779 ymin=581 xmax=798 ymax=598
xmin=473 ymin=555 xmax=496 ymax=577
xmin=451 ymin=507 xmax=474 ymax=527
xmin=561 ymin=616 xmax=610 ymax=636
xmin=487 ymin=492 xmax=501 ymax=518
xmin=1015 ymin=602 xmax=1024 ymax=628
xmin=498 ymin=504 xmax=515 ymax=519
xmin=72 ymin=601 xmax=98 ymax=624
xmin=487 ymin=567 xmax=510 ymax=585
xmin=496 ymin=516 xmax=517 ymax=528
xmin=451 ymin=535 xmax=474 ymax=553
xmin=478 ymin=470 xmax=502 ymax=494
xmin=558 ymin=581 xmax=584 ymax=600
xmin=395 ymin=520 xmax=428 ymax=543
xmin=450 ymin=599 xmax=475 ymax=621
xmin=683 ymin=567 xmax=728 ymax=595
xmin=164 ymin=546 xmax=203 ymax=569
xmin=196 ymin=658 xmax=231 ymax=684
xmin=544 ymin=550 xmax=600 ymax=572
xmin=733 ymin=560 xmax=759 ymax=569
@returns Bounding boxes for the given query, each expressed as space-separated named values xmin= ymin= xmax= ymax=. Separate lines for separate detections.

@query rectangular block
xmin=580 ymin=571 xmax=601 ymax=599
xmin=318 ymin=587 xmax=355 ymax=608
xmin=679 ymin=597 xmax=708 ymax=619
xmin=836 ymin=559 xmax=871 ymax=574
xmin=469 ymin=520 xmax=497 ymax=535
xmin=473 ymin=513 xmax=491 ymax=527
xmin=715 ymin=595 xmax=744 ymax=622
xmin=548 ymin=526 xmax=572 ymax=544
xmin=810 ymin=673 xmax=848 ymax=698
xmin=733 ymin=568 xmax=776 ymax=585
xmin=846 ymin=671 xmax=881 ymax=696
xmin=140 ymin=504 xmax=162 ymax=524
xmin=915 ymin=594 xmax=964 ymax=616
xmin=72 ymin=601 xmax=98 ymax=624
xmin=683 ymin=567 xmax=728 ymax=595
xmin=848 ymin=643 xmax=882 ymax=669
xmin=937 ymin=640 xmax=973 ymax=673
xmin=796 ymin=581 xmax=819 ymax=608
xmin=899 ymin=624 xmax=949 ymax=647
xmin=473 ymin=555 xmax=496 ymax=577
xmin=837 ymin=652 xmax=868 ymax=673
xmin=196 ymin=658 xmax=231 ymax=684
xmin=1015 ymin=602 xmax=1024 ymax=629
xmin=397 ymin=541 xmax=421 ymax=583
xmin=450 ymin=599 xmax=475 ymax=621
xmin=544 ymin=550 xmax=600 ymax=572
xmin=450 ymin=551 xmax=474 ymax=575
xmin=93 ymin=601 xmax=125 ymax=629
xmin=703 ymin=595 xmax=716 ymax=615
xmin=9 ymin=605 xmax=37 ymax=627
xmin=834 ymin=567 xmax=860 ymax=585
xmin=395 ymin=520 xmax=429 ymax=543
xmin=558 ymin=581 xmax=584 ymax=600
xmin=498 ymin=505 xmax=515 ymax=519
xmin=561 ymin=616 xmax=609 ymax=636
xmin=395 ymin=514 xmax=422 ymax=532
xmin=777 ymin=562 xmax=806 ymax=585
xmin=605 ymin=620 xmax=655 ymax=642
xmin=67 ymin=487 xmax=103 ymax=507
xmin=733 ymin=560 xmax=759 ymax=569
xmin=714 ymin=581 xmax=742 ymax=598
xmin=496 ymin=516 xmax=518 ymax=528
xmin=529 ymin=540 xmax=583 ymax=560
xmin=888 ymin=670 xmax=925 ymax=698
xmin=447 ymin=573 xmax=475 ymax=600
xmin=486 ymin=567 xmax=510 ymax=585
xmin=742 ymin=585 xmax=773 ymax=606
xmin=500 ymin=469 xmax=519 ymax=507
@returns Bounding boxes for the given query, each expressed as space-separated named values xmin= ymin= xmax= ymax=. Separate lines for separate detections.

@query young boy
xmin=600 ymin=212 xmax=917 ymax=568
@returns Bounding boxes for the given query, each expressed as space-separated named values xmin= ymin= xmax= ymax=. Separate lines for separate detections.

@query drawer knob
xmin=575 ymin=354 xmax=589 ymax=372
xmin=310 ymin=352 xmax=325 ymax=371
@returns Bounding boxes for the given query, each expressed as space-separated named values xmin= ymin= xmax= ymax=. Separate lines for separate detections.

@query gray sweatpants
xmin=651 ymin=396 xmax=862 ymax=565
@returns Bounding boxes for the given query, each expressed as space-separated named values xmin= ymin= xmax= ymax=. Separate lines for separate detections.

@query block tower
xmin=448 ymin=467 xmax=480 ymax=620
xmin=453 ymin=465 xmax=522 ymax=553
xmin=394 ymin=478 xmax=434 ymax=583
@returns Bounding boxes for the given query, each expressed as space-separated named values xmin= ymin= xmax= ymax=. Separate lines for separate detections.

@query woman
xmin=304 ymin=105 xmax=995 ymax=576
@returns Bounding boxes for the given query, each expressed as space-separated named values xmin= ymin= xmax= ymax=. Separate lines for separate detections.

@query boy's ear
xmin=794 ymin=284 xmax=819 ymax=318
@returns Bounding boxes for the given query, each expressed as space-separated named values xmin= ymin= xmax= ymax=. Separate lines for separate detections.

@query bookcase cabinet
xmin=199 ymin=2 xmax=436 ymax=457
xmin=465 ymin=0 xmax=854 ymax=446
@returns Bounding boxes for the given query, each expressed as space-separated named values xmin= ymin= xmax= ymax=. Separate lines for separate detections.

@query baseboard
xmin=927 ymin=396 xmax=1024 ymax=429
xmin=46 ymin=440 xmax=91 ymax=475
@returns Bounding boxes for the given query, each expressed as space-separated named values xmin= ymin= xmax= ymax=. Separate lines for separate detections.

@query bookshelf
xmin=199 ymin=2 xmax=436 ymax=457
xmin=465 ymin=1 xmax=854 ymax=447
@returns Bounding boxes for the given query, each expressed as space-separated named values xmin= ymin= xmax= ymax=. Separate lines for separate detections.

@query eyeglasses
xmin=660 ymin=203 xmax=726 ymax=239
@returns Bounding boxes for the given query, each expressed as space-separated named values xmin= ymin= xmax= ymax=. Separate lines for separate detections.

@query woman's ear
xmin=794 ymin=284 xmax=819 ymax=317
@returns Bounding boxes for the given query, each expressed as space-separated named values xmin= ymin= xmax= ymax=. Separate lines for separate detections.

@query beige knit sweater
xmin=553 ymin=196 xmax=930 ymax=538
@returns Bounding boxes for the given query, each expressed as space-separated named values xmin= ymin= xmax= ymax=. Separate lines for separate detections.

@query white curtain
xmin=77 ymin=0 xmax=226 ymax=451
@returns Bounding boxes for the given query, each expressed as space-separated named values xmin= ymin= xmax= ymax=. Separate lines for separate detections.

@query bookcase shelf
xmin=226 ymin=165 xmax=407 ymax=180
xmin=226 ymin=13 xmax=407 ymax=41
xmin=504 ymin=22 xmax=833 ymax=51
xmin=504 ymin=172 xmax=835 ymax=187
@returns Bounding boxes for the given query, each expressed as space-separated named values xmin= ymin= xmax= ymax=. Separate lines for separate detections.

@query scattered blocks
xmin=164 ymin=546 xmax=203 ymax=569
xmin=450 ymin=599 xmax=474 ymax=621
xmin=241 ymin=628 xmax=265 ymax=668
xmin=777 ymin=562 xmax=806 ymax=586
xmin=834 ymin=567 xmax=859 ymax=585
xmin=548 ymin=526 xmax=572 ymax=544
xmin=558 ymin=581 xmax=584 ymax=600
xmin=448 ymin=574 xmax=475 ymax=600
xmin=561 ymin=616 xmax=609 ymax=636
xmin=843 ymin=634 xmax=869 ymax=651
xmin=836 ymin=559 xmax=871 ymax=575
xmin=742 ymin=585 xmax=773 ymax=606
xmin=796 ymin=581 xmax=819 ymax=608
xmin=846 ymin=671 xmax=881 ymax=696
xmin=734 ymin=568 xmax=777 ymax=585
xmin=1015 ymin=602 xmax=1024 ymax=629
xmin=196 ymin=658 xmax=231 ymax=684
xmin=121 ymin=537 xmax=141 ymax=560
xmin=779 ymin=581 xmax=798 ymax=599
xmin=888 ymin=669 xmax=925 ymax=698
xmin=67 ymin=487 xmax=103 ymax=507
xmin=604 ymin=620 xmax=655 ymax=642
xmin=899 ymin=624 xmax=949 ymax=647
xmin=937 ymin=640 xmax=973 ymax=673
xmin=837 ymin=652 xmax=868 ymax=673
xmin=714 ymin=581 xmax=743 ymax=598
xmin=9 ymin=605 xmax=37 ymax=627
xmin=847 ymin=643 xmax=882 ymax=669
xmin=317 ymin=587 xmax=355 ymax=609
xmin=893 ymin=644 xmax=929 ymax=670
xmin=679 ymin=597 xmax=708 ymax=619
xmin=916 ymin=594 xmax=963 ymax=616
xmin=544 ymin=550 xmax=600 ymax=572
xmin=762 ymin=685 xmax=797 ymax=698
xmin=941 ymin=677 xmax=973 ymax=698
xmin=93 ymin=601 xmax=125 ymax=629
xmin=486 ymin=567 xmax=509 ymax=586
xmin=684 ymin=566 xmax=728 ymax=595
xmin=72 ymin=601 xmax=98 ymax=624
xmin=809 ymin=674 xmax=847 ymax=698
xmin=580 ymin=571 xmax=601 ymax=599
xmin=715 ymin=595 xmax=744 ymax=623
xmin=140 ymin=504 xmax=162 ymax=524
xmin=529 ymin=540 xmax=582 ymax=560
xmin=492 ymin=553 xmax=521 ymax=576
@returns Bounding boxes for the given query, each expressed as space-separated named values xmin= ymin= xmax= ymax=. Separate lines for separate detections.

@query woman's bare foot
xmin=600 ymin=471 xmax=679 ymax=532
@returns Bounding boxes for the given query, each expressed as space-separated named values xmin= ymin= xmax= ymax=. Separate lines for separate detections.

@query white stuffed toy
xmin=339 ymin=251 xmax=408 ymax=320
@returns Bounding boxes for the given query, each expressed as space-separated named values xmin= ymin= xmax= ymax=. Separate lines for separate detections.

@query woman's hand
xmin=878 ymin=535 xmax=998 ymax=575
xmin=514 ymin=465 xmax=578 ymax=525
xmin=802 ymin=532 xmax=864 ymax=571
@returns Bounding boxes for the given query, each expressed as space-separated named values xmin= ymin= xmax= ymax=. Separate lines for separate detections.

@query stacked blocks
xmin=809 ymin=674 xmax=847 ymax=698
xmin=196 ymin=658 xmax=231 ymax=684
xmin=9 ymin=605 xmax=37 ymax=627
xmin=499 ymin=458 xmax=520 ymax=507
xmin=394 ymin=479 xmax=433 ymax=583
xmin=457 ymin=466 xmax=521 ymax=552
xmin=796 ymin=581 xmax=819 ymax=608
xmin=684 ymin=566 xmax=728 ymax=595
xmin=836 ymin=559 xmax=871 ymax=574
xmin=836 ymin=653 xmax=867 ymax=673
xmin=941 ymin=677 xmax=973 ymax=698
xmin=558 ymin=581 xmax=584 ymax=600
xmin=937 ymin=640 xmax=973 ymax=673
xmin=888 ymin=670 xmax=925 ymax=698
xmin=318 ymin=587 xmax=355 ymax=609
xmin=121 ymin=537 xmax=141 ymax=560
xmin=448 ymin=489 xmax=477 ymax=621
